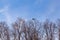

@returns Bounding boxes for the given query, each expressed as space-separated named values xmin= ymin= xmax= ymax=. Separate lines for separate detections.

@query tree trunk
xmin=59 ymin=29 xmax=60 ymax=40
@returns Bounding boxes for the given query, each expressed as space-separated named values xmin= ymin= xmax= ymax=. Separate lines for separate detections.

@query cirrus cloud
xmin=0 ymin=6 xmax=12 ymax=25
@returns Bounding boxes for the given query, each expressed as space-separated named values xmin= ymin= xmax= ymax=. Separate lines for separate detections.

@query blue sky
xmin=0 ymin=0 xmax=60 ymax=24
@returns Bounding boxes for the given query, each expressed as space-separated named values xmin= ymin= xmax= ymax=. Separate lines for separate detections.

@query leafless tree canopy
xmin=0 ymin=18 xmax=60 ymax=40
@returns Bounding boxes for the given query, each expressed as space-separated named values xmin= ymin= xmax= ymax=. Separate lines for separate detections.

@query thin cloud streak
xmin=0 ymin=6 xmax=12 ymax=24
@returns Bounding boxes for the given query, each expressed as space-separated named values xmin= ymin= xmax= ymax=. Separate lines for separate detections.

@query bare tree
xmin=43 ymin=19 xmax=57 ymax=40
xmin=0 ymin=22 xmax=10 ymax=40
xmin=57 ymin=19 xmax=60 ymax=40
xmin=0 ymin=18 xmax=60 ymax=40
xmin=27 ymin=18 xmax=42 ymax=40
xmin=4 ymin=27 xmax=10 ymax=40
xmin=49 ymin=22 xmax=56 ymax=40
xmin=43 ymin=20 xmax=50 ymax=40
xmin=12 ymin=18 xmax=26 ymax=40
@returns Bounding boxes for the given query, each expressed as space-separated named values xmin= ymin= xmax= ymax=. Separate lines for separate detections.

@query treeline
xmin=0 ymin=18 xmax=60 ymax=40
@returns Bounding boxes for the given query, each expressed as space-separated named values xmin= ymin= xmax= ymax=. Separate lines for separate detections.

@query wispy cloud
xmin=0 ymin=6 xmax=12 ymax=24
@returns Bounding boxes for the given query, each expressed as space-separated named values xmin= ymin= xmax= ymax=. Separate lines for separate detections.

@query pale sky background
xmin=0 ymin=0 xmax=60 ymax=24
